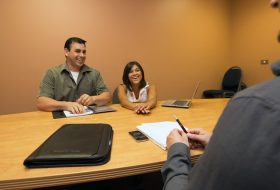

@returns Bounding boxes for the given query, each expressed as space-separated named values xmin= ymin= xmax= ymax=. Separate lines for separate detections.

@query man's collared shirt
xmin=39 ymin=63 xmax=108 ymax=102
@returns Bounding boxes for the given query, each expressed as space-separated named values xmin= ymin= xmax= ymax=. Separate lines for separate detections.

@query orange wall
xmin=0 ymin=0 xmax=232 ymax=114
xmin=230 ymin=0 xmax=280 ymax=86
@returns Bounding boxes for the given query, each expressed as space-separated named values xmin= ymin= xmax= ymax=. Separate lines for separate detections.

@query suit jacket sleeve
xmin=161 ymin=143 xmax=192 ymax=190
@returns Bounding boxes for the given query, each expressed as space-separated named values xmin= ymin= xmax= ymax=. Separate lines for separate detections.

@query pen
xmin=174 ymin=115 xmax=188 ymax=133
xmin=174 ymin=115 xmax=204 ymax=148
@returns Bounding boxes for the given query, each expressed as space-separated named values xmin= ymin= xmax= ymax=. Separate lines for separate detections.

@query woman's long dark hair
xmin=122 ymin=61 xmax=147 ymax=92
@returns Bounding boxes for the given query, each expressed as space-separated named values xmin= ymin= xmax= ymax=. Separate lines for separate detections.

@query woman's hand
xmin=134 ymin=103 xmax=151 ymax=114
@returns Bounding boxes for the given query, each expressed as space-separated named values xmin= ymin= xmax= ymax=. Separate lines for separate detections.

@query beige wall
xmin=231 ymin=0 xmax=280 ymax=86
xmin=1 ymin=0 xmax=278 ymax=115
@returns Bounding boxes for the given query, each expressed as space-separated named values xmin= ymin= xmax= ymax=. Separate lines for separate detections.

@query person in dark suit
xmin=162 ymin=1 xmax=280 ymax=189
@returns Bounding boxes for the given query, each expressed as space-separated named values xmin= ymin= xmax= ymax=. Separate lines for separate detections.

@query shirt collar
xmin=60 ymin=63 xmax=92 ymax=74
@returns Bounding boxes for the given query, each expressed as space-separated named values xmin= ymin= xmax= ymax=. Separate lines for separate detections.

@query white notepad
xmin=137 ymin=121 xmax=187 ymax=150
xmin=63 ymin=106 xmax=116 ymax=118
xmin=63 ymin=107 xmax=93 ymax=117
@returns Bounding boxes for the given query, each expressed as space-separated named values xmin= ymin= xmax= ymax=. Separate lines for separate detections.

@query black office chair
xmin=203 ymin=66 xmax=243 ymax=98
xmin=112 ymin=88 xmax=120 ymax=104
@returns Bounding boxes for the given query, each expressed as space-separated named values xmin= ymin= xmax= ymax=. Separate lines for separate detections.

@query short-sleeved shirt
xmin=38 ymin=63 xmax=108 ymax=102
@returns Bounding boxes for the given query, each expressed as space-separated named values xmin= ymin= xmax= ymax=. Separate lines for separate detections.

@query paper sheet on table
xmin=137 ymin=121 xmax=187 ymax=150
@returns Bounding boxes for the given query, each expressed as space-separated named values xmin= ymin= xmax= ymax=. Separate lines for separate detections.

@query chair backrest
xmin=222 ymin=66 xmax=242 ymax=92
xmin=112 ymin=88 xmax=120 ymax=104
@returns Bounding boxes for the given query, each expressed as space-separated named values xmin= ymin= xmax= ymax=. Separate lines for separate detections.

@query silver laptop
xmin=161 ymin=81 xmax=200 ymax=108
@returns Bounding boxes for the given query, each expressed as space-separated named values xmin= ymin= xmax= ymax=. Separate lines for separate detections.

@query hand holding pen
xmin=174 ymin=115 xmax=205 ymax=148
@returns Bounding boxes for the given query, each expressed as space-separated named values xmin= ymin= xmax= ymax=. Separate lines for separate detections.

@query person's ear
xmin=271 ymin=0 xmax=279 ymax=8
xmin=64 ymin=48 xmax=69 ymax=57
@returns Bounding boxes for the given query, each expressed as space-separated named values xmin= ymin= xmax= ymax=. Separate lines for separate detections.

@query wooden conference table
xmin=0 ymin=99 xmax=228 ymax=189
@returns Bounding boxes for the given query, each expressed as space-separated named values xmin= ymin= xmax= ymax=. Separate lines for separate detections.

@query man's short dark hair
xmin=64 ymin=37 xmax=86 ymax=50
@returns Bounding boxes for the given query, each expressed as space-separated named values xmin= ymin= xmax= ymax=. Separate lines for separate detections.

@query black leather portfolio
xmin=23 ymin=123 xmax=113 ymax=168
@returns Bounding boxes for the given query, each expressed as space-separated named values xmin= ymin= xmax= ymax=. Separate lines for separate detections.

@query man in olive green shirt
xmin=37 ymin=37 xmax=111 ymax=114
